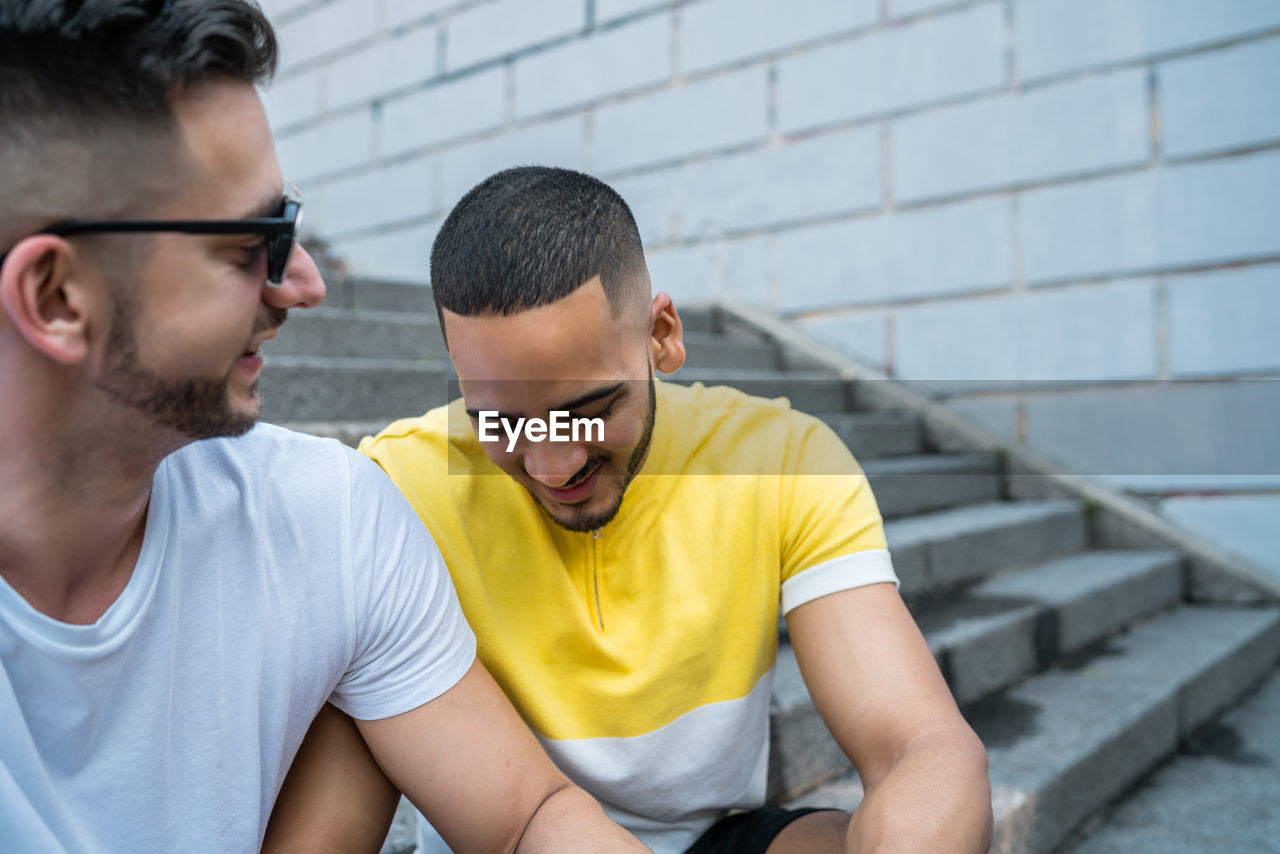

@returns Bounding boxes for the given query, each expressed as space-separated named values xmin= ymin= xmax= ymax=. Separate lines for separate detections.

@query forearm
xmin=514 ymin=782 xmax=651 ymax=853
xmin=846 ymin=727 xmax=992 ymax=854
xmin=358 ymin=662 xmax=649 ymax=852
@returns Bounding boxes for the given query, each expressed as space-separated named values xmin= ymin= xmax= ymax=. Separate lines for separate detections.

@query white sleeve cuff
xmin=780 ymin=549 xmax=898 ymax=614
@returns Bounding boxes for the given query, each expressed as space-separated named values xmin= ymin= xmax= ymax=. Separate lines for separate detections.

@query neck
xmin=0 ymin=363 xmax=181 ymax=624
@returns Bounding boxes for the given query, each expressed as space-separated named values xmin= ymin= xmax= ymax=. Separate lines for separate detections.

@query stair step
xmin=886 ymin=501 xmax=1088 ymax=599
xmin=259 ymin=358 xmax=452 ymax=423
xmin=779 ymin=346 xmax=839 ymax=372
xmin=979 ymin=605 xmax=1280 ymax=854
xmin=863 ymin=452 xmax=1002 ymax=519
xmin=1064 ymin=663 xmax=1280 ymax=854
xmin=917 ymin=550 xmax=1184 ymax=705
xmin=818 ymin=410 xmax=925 ymax=459
xmin=274 ymin=308 xmax=446 ymax=360
xmin=680 ymin=333 xmax=780 ymax=370
xmin=766 ymin=550 xmax=1183 ymax=796
xmin=323 ymin=276 xmax=436 ymax=314
xmin=667 ymin=370 xmax=850 ymax=413
xmin=677 ymin=304 xmax=719 ymax=334
xmin=782 ymin=605 xmax=1280 ymax=854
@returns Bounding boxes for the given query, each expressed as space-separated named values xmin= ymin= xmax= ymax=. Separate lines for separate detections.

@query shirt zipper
xmin=591 ymin=527 xmax=604 ymax=631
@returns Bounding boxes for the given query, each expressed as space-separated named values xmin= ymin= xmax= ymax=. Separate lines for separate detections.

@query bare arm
xmin=355 ymin=658 xmax=649 ymax=854
xmin=263 ymin=703 xmax=401 ymax=854
xmin=786 ymin=583 xmax=992 ymax=854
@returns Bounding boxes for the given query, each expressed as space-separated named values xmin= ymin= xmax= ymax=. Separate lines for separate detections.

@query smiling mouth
xmin=540 ymin=458 xmax=606 ymax=504
xmin=564 ymin=457 xmax=607 ymax=489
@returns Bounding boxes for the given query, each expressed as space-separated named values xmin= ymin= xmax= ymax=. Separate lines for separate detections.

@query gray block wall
xmin=258 ymin=0 xmax=1280 ymax=574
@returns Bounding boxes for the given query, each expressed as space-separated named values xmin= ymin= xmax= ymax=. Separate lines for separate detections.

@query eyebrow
xmin=239 ymin=190 xmax=286 ymax=221
xmin=557 ymin=382 xmax=625 ymax=412
xmin=465 ymin=382 xmax=625 ymax=420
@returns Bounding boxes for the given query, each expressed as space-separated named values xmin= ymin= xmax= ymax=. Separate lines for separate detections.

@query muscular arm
xmin=270 ymin=658 xmax=648 ymax=854
xmin=786 ymin=583 xmax=992 ymax=854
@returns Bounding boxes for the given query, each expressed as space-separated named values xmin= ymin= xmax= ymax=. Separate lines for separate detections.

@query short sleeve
xmin=778 ymin=415 xmax=897 ymax=614
xmin=329 ymin=450 xmax=476 ymax=720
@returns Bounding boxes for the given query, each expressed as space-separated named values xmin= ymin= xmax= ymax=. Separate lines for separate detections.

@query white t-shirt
xmin=0 ymin=424 xmax=476 ymax=853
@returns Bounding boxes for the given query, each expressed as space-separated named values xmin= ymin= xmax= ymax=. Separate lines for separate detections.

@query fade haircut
xmin=431 ymin=167 xmax=648 ymax=324
xmin=0 ymin=0 xmax=277 ymax=241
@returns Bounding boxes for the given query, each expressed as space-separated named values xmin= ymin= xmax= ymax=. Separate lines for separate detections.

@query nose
xmin=262 ymin=243 xmax=326 ymax=310
xmin=523 ymin=441 xmax=590 ymax=488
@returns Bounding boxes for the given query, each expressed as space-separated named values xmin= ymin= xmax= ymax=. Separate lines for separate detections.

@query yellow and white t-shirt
xmin=360 ymin=380 xmax=896 ymax=853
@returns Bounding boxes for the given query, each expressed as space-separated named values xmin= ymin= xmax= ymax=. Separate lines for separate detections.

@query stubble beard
xmin=537 ymin=373 xmax=657 ymax=533
xmin=94 ymin=298 xmax=284 ymax=441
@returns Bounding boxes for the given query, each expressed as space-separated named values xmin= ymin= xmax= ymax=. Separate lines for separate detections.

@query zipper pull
xmin=592 ymin=528 xmax=603 ymax=540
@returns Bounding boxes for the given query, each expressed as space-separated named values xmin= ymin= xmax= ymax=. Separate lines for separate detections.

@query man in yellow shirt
xmin=287 ymin=166 xmax=991 ymax=853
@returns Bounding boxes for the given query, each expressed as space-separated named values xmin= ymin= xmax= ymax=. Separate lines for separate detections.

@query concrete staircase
xmin=264 ymin=275 xmax=1280 ymax=854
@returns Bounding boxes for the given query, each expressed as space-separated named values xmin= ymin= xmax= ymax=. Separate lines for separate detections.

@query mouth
xmin=236 ymin=330 xmax=277 ymax=370
xmin=542 ymin=459 xmax=605 ymax=505
xmin=243 ymin=328 xmax=279 ymax=356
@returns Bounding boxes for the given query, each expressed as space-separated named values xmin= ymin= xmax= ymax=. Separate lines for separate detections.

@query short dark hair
xmin=0 ymin=0 xmax=277 ymax=120
xmin=431 ymin=167 xmax=648 ymax=321
xmin=0 ymin=0 xmax=278 ymax=235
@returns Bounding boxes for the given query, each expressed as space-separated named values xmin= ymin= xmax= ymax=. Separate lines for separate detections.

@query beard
xmin=539 ymin=373 xmax=657 ymax=533
xmin=93 ymin=298 xmax=284 ymax=441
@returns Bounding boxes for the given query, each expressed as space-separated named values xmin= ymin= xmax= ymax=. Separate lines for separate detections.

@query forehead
xmin=166 ymin=79 xmax=283 ymax=217
xmin=444 ymin=278 xmax=645 ymax=407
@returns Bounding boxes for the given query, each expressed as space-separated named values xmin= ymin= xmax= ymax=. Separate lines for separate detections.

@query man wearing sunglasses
xmin=0 ymin=2 xmax=646 ymax=852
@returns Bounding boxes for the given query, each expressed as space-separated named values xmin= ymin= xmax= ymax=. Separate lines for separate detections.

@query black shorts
xmin=684 ymin=807 xmax=839 ymax=854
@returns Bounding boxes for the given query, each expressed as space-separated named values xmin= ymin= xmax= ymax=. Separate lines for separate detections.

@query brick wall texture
xmin=260 ymin=0 xmax=1280 ymax=498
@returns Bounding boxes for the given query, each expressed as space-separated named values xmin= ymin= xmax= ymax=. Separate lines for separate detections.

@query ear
xmin=648 ymin=291 xmax=685 ymax=375
xmin=0 ymin=236 xmax=95 ymax=364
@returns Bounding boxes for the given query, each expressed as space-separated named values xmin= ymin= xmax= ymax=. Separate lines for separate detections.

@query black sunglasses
xmin=0 ymin=189 xmax=303 ymax=286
